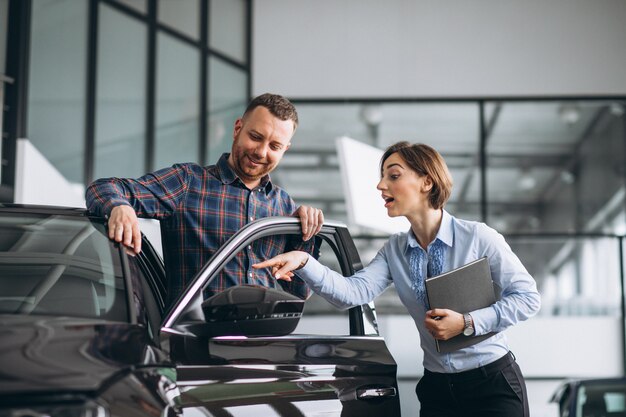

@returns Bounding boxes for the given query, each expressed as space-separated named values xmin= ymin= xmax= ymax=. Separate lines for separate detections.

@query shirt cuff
xmin=297 ymin=254 xmax=326 ymax=288
xmin=102 ymin=200 xmax=132 ymax=217
xmin=469 ymin=306 xmax=498 ymax=336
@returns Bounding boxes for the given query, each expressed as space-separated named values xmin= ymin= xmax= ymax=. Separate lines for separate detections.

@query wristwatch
xmin=462 ymin=313 xmax=474 ymax=336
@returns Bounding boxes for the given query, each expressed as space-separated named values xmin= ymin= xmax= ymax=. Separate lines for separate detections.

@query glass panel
xmin=0 ymin=0 xmax=6 ymax=184
xmin=357 ymin=234 xmax=624 ymax=318
xmin=94 ymin=4 xmax=147 ymax=179
xmin=209 ymin=0 xmax=247 ymax=63
xmin=158 ymin=0 xmax=199 ymax=40
xmin=486 ymin=101 xmax=626 ymax=234
xmin=207 ymin=57 xmax=247 ymax=163
xmin=509 ymin=235 xmax=621 ymax=317
xmin=113 ymin=0 xmax=146 ymax=14
xmin=28 ymin=0 xmax=87 ymax=183
xmin=278 ymin=103 xmax=480 ymax=227
xmin=0 ymin=0 xmax=7 ymax=74
xmin=0 ymin=213 xmax=127 ymax=321
xmin=155 ymin=32 xmax=199 ymax=169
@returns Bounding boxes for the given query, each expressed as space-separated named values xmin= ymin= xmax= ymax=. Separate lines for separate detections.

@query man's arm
xmin=85 ymin=164 xmax=191 ymax=253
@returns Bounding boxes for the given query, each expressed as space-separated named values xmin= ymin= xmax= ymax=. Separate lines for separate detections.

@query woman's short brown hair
xmin=380 ymin=141 xmax=453 ymax=210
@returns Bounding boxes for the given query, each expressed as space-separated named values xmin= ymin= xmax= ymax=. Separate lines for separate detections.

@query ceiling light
xmin=610 ymin=102 xmax=625 ymax=117
xmin=518 ymin=169 xmax=537 ymax=191
xmin=558 ymin=103 xmax=581 ymax=125
xmin=560 ymin=170 xmax=575 ymax=185
xmin=359 ymin=104 xmax=383 ymax=127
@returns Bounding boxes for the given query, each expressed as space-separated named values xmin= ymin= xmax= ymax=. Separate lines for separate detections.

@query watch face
xmin=463 ymin=314 xmax=474 ymax=336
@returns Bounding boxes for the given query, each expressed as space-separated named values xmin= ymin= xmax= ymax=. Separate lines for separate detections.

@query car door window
xmin=208 ymin=232 xmax=350 ymax=335
xmin=296 ymin=235 xmax=349 ymax=335
xmin=127 ymin=255 xmax=163 ymax=341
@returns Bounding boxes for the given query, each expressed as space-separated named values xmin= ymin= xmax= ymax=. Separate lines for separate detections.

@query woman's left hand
xmin=424 ymin=308 xmax=465 ymax=340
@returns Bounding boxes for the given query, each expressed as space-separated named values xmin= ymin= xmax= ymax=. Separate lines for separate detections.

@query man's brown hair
xmin=243 ymin=93 xmax=299 ymax=129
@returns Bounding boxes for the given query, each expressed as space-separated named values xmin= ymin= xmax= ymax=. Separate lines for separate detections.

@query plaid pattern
xmin=86 ymin=153 xmax=312 ymax=306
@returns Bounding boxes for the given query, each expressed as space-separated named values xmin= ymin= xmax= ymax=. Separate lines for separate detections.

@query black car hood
xmin=0 ymin=315 xmax=160 ymax=395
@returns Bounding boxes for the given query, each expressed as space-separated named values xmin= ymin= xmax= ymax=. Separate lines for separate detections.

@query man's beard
xmin=232 ymin=148 xmax=274 ymax=183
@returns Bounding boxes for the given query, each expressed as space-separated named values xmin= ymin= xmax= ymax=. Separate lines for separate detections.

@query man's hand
xmin=294 ymin=205 xmax=324 ymax=241
xmin=108 ymin=205 xmax=142 ymax=255
xmin=253 ymin=251 xmax=309 ymax=282
xmin=424 ymin=308 xmax=465 ymax=340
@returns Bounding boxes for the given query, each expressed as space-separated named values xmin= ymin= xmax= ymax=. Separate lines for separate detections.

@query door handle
xmin=356 ymin=386 xmax=397 ymax=400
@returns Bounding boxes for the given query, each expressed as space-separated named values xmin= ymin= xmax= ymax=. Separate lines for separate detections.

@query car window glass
xmin=127 ymin=255 xmax=162 ymax=340
xmin=295 ymin=235 xmax=349 ymax=335
xmin=0 ymin=213 xmax=128 ymax=321
xmin=605 ymin=392 xmax=626 ymax=412
xmin=205 ymin=232 xmax=349 ymax=336
xmin=578 ymin=383 xmax=626 ymax=416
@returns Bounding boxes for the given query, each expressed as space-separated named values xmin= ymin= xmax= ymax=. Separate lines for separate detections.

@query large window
xmin=94 ymin=3 xmax=146 ymax=179
xmin=209 ymin=0 xmax=247 ymax=63
xmin=284 ymin=99 xmax=626 ymax=319
xmin=0 ymin=0 xmax=8 ymax=185
xmin=16 ymin=0 xmax=250 ymax=190
xmin=155 ymin=33 xmax=200 ymax=169
xmin=207 ymin=56 xmax=247 ymax=161
xmin=485 ymin=101 xmax=626 ymax=234
xmin=27 ymin=0 xmax=88 ymax=184
xmin=279 ymin=102 xmax=480 ymax=224
xmin=158 ymin=0 xmax=199 ymax=40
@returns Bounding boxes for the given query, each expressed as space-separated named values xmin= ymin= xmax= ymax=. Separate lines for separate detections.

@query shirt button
xmin=258 ymin=188 xmax=262 ymax=193
xmin=248 ymin=272 xmax=253 ymax=278
xmin=248 ymin=245 xmax=252 ymax=249
xmin=249 ymin=216 xmax=254 ymax=221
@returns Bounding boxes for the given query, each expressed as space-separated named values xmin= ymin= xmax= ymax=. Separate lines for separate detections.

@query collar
xmin=215 ymin=153 xmax=274 ymax=192
xmin=404 ymin=209 xmax=454 ymax=253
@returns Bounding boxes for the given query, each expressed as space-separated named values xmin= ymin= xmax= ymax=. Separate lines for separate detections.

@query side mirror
xmin=201 ymin=285 xmax=304 ymax=337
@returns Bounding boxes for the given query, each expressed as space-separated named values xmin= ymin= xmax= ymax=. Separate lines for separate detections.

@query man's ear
xmin=233 ymin=118 xmax=243 ymax=140
xmin=285 ymin=142 xmax=291 ymax=152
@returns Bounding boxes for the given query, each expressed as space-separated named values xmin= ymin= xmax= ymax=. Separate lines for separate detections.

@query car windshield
xmin=577 ymin=382 xmax=626 ymax=417
xmin=0 ymin=212 xmax=128 ymax=321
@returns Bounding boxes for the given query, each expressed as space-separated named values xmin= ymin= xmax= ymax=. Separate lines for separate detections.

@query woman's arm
xmin=253 ymin=248 xmax=393 ymax=310
xmin=470 ymin=224 xmax=542 ymax=335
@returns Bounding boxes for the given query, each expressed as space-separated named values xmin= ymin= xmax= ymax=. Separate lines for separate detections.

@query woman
xmin=253 ymin=141 xmax=541 ymax=417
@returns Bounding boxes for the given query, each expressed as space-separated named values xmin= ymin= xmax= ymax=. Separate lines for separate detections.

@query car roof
xmin=0 ymin=203 xmax=92 ymax=217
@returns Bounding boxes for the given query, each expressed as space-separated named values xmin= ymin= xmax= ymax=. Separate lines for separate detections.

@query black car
xmin=551 ymin=377 xmax=626 ymax=417
xmin=0 ymin=205 xmax=401 ymax=417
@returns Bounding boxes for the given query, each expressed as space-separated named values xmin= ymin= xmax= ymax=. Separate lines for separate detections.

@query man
xmin=86 ymin=93 xmax=323 ymax=306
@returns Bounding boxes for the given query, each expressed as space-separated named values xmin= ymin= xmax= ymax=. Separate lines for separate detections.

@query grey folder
xmin=425 ymin=256 xmax=497 ymax=353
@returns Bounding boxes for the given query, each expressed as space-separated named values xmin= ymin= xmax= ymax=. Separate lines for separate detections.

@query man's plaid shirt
xmin=86 ymin=153 xmax=313 ymax=306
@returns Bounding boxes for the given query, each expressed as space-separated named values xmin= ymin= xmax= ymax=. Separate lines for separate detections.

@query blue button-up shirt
xmin=298 ymin=210 xmax=541 ymax=373
xmin=86 ymin=153 xmax=312 ymax=306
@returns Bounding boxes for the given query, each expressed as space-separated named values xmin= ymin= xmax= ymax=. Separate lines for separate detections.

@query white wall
xmin=14 ymin=138 xmax=86 ymax=208
xmin=253 ymin=0 xmax=626 ymax=97
xmin=13 ymin=139 xmax=164 ymax=257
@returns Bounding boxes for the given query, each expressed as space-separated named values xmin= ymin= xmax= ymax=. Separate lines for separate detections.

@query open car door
xmin=160 ymin=217 xmax=401 ymax=417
